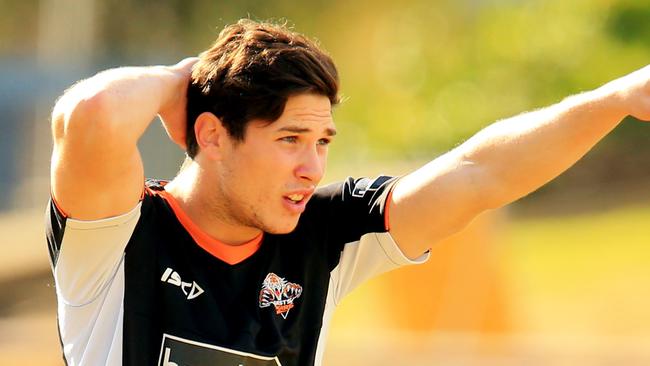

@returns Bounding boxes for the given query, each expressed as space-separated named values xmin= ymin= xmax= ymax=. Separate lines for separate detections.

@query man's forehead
xmin=283 ymin=94 xmax=332 ymax=116
xmin=275 ymin=124 xmax=337 ymax=136
xmin=247 ymin=94 xmax=336 ymax=133
xmin=251 ymin=111 xmax=336 ymax=131
xmin=281 ymin=108 xmax=334 ymax=126
xmin=276 ymin=113 xmax=336 ymax=134
xmin=275 ymin=94 xmax=335 ymax=130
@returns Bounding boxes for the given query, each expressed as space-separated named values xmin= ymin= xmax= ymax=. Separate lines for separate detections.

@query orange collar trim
xmin=156 ymin=189 xmax=263 ymax=265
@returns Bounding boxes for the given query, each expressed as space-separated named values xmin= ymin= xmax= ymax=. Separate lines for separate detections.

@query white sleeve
xmin=329 ymin=231 xmax=429 ymax=305
xmin=53 ymin=203 xmax=142 ymax=306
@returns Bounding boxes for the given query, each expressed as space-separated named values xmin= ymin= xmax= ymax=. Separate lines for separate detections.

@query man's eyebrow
xmin=276 ymin=126 xmax=337 ymax=136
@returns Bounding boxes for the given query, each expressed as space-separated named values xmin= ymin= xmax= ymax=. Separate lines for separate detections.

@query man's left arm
xmin=388 ymin=65 xmax=650 ymax=259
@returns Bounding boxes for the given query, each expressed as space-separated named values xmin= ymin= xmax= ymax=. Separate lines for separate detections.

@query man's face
xmin=214 ymin=93 xmax=336 ymax=234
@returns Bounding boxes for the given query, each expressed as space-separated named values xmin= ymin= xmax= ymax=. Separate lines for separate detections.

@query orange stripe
xmin=50 ymin=192 xmax=69 ymax=218
xmin=157 ymin=190 xmax=263 ymax=265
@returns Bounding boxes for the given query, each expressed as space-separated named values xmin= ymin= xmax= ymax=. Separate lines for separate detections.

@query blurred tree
xmin=607 ymin=1 xmax=650 ymax=45
xmin=1 ymin=0 xmax=650 ymax=211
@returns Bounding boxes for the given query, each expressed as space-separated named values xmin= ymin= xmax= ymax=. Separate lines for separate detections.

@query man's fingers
xmin=174 ymin=57 xmax=200 ymax=73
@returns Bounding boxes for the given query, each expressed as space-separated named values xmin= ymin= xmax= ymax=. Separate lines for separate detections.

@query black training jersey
xmin=46 ymin=176 xmax=428 ymax=366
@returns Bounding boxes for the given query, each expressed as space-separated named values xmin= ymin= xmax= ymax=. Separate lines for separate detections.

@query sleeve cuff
xmin=376 ymin=231 xmax=430 ymax=266
xmin=65 ymin=202 xmax=143 ymax=230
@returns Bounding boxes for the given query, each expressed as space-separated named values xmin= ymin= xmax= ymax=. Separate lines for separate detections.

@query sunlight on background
xmin=1 ymin=0 xmax=650 ymax=364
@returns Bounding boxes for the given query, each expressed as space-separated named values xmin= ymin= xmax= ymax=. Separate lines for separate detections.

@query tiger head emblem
xmin=259 ymin=273 xmax=303 ymax=319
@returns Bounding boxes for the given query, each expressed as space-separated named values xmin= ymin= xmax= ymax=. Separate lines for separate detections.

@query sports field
xmin=325 ymin=202 xmax=650 ymax=364
xmin=2 ymin=202 xmax=649 ymax=365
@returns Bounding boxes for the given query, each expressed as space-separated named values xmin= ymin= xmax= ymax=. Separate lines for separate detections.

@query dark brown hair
xmin=185 ymin=19 xmax=340 ymax=158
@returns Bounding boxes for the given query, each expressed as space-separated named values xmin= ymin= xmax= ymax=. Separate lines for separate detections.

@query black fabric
xmin=48 ymin=175 xmax=397 ymax=366
xmin=316 ymin=176 xmax=397 ymax=271
xmin=45 ymin=199 xmax=67 ymax=267
xmin=45 ymin=200 xmax=69 ymax=365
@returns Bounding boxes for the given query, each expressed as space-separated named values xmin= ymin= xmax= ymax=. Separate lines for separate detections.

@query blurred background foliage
xmin=1 ymin=1 xmax=650 ymax=364
xmin=4 ymin=0 xmax=650 ymax=212
xmin=1 ymin=0 xmax=649 ymax=209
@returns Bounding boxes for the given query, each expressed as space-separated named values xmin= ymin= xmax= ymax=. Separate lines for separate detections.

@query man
xmin=46 ymin=19 xmax=649 ymax=366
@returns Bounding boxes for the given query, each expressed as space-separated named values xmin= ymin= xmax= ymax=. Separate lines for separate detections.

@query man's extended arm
xmin=50 ymin=59 xmax=195 ymax=220
xmin=388 ymin=65 xmax=650 ymax=259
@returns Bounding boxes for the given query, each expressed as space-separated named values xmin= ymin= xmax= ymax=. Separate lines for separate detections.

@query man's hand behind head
xmin=601 ymin=64 xmax=650 ymax=122
xmin=158 ymin=57 xmax=200 ymax=150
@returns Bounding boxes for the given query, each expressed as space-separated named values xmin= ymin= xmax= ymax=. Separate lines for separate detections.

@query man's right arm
xmin=50 ymin=58 xmax=195 ymax=220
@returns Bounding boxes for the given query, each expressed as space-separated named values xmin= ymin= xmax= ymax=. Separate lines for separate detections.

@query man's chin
xmin=262 ymin=217 xmax=301 ymax=235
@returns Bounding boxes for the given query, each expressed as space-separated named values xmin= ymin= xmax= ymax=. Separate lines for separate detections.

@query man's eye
xmin=317 ymin=138 xmax=331 ymax=146
xmin=280 ymin=136 xmax=298 ymax=143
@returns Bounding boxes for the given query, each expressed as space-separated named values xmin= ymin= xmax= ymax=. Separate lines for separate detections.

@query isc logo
xmin=160 ymin=267 xmax=204 ymax=300
xmin=351 ymin=175 xmax=392 ymax=198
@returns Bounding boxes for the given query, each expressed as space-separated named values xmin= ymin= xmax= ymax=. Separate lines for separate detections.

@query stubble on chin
xmin=210 ymin=181 xmax=301 ymax=234
xmin=247 ymin=206 xmax=301 ymax=235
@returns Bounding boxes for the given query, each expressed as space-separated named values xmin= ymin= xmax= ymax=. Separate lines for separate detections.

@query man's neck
xmin=164 ymin=161 xmax=262 ymax=246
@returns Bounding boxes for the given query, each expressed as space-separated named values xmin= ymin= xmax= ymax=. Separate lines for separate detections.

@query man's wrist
xmin=592 ymin=72 xmax=643 ymax=121
xmin=584 ymin=84 xmax=629 ymax=122
xmin=155 ymin=65 xmax=187 ymax=113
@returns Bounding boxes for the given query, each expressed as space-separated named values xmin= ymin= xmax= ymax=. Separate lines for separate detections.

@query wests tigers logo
xmin=259 ymin=273 xmax=302 ymax=319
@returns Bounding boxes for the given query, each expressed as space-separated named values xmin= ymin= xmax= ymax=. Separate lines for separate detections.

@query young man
xmin=46 ymin=19 xmax=650 ymax=366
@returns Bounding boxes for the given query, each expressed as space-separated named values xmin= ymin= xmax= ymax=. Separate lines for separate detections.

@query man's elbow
xmin=51 ymin=90 xmax=115 ymax=144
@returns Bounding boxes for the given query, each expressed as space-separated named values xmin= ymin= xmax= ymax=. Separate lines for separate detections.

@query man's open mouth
xmin=286 ymin=194 xmax=305 ymax=203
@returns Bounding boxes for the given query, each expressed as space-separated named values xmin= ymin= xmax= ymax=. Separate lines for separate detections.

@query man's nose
xmin=295 ymin=145 xmax=325 ymax=183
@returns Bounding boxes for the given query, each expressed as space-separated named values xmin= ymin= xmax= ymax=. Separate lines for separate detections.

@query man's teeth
xmin=287 ymin=194 xmax=304 ymax=202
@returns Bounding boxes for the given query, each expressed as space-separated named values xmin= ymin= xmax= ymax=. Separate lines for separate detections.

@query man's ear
xmin=194 ymin=112 xmax=227 ymax=160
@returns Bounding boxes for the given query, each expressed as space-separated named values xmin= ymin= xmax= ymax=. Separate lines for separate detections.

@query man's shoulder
xmin=144 ymin=178 xmax=169 ymax=193
xmin=313 ymin=175 xmax=396 ymax=201
xmin=127 ymin=178 xmax=173 ymax=223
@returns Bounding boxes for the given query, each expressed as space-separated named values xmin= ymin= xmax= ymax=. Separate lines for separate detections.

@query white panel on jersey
xmin=314 ymin=231 xmax=429 ymax=365
xmin=54 ymin=202 xmax=141 ymax=305
xmin=59 ymin=258 xmax=125 ymax=366
xmin=54 ymin=204 xmax=140 ymax=365
xmin=330 ymin=231 xmax=429 ymax=305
